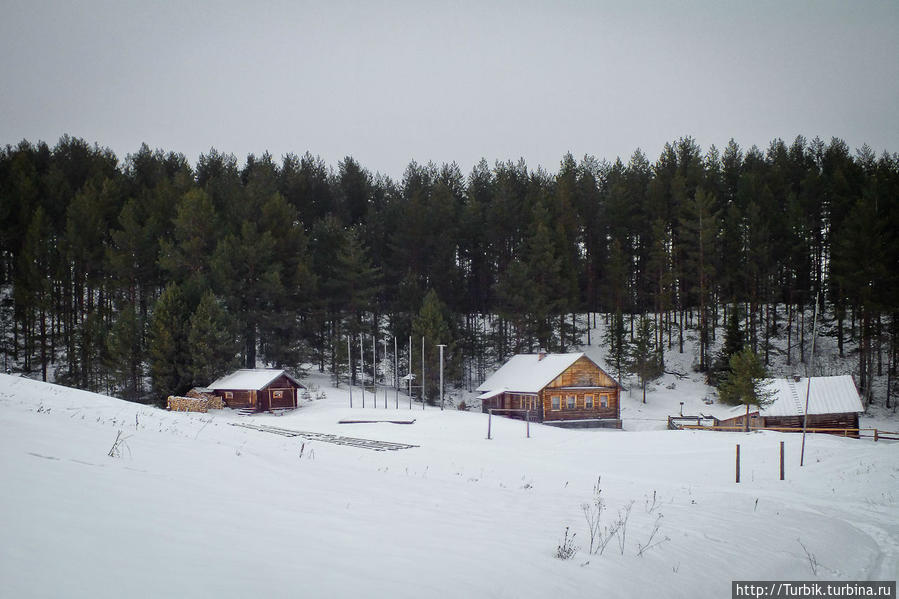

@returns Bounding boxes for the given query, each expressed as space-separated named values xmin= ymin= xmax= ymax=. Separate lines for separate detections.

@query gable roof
xmin=764 ymin=375 xmax=862 ymax=416
xmin=207 ymin=369 xmax=303 ymax=391
xmin=729 ymin=375 xmax=862 ymax=417
xmin=476 ymin=352 xmax=619 ymax=395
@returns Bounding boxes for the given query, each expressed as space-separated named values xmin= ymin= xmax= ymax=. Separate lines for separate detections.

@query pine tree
xmin=604 ymin=309 xmax=627 ymax=383
xmin=718 ymin=346 xmax=775 ymax=430
xmin=188 ymin=290 xmax=239 ymax=388
xmin=105 ymin=302 xmax=143 ymax=401
xmin=148 ymin=283 xmax=190 ymax=404
xmin=709 ymin=304 xmax=745 ymax=386
xmin=412 ymin=289 xmax=454 ymax=404
xmin=628 ymin=316 xmax=663 ymax=404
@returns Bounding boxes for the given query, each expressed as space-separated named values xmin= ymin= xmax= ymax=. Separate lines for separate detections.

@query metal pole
xmin=736 ymin=444 xmax=741 ymax=483
xmin=487 ymin=409 xmax=492 ymax=440
xmin=348 ymin=336 xmax=353 ymax=408
xmin=394 ymin=336 xmax=399 ymax=409
xmin=800 ymin=293 xmax=819 ymax=467
xmin=437 ymin=344 xmax=446 ymax=411
xmin=359 ymin=333 xmax=365 ymax=409
xmin=373 ymin=335 xmax=378 ymax=409
xmin=408 ymin=336 xmax=412 ymax=409
xmin=526 ymin=410 xmax=530 ymax=438
xmin=381 ymin=337 xmax=387 ymax=410
xmin=421 ymin=336 xmax=425 ymax=410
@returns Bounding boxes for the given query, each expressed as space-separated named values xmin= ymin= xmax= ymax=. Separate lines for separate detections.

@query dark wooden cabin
xmin=477 ymin=352 xmax=622 ymax=428
xmin=207 ymin=369 xmax=304 ymax=411
xmin=717 ymin=375 xmax=863 ymax=436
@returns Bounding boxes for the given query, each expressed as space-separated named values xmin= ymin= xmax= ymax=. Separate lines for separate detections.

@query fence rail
xmin=677 ymin=423 xmax=898 ymax=441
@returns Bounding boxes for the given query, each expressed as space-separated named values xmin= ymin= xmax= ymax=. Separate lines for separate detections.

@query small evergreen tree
xmin=718 ymin=346 xmax=775 ymax=431
xmin=188 ymin=290 xmax=239 ymax=388
xmin=412 ymin=289 xmax=454 ymax=405
xmin=628 ymin=316 xmax=663 ymax=404
xmin=709 ymin=304 xmax=745 ymax=386
xmin=604 ymin=309 xmax=627 ymax=383
xmin=148 ymin=283 xmax=190 ymax=404
xmin=105 ymin=302 xmax=143 ymax=402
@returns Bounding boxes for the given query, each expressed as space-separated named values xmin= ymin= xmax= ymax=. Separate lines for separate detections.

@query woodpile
xmin=187 ymin=388 xmax=223 ymax=410
xmin=167 ymin=395 xmax=219 ymax=413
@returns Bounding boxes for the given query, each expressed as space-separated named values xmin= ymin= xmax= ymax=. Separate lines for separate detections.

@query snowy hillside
xmin=2 ymin=373 xmax=897 ymax=598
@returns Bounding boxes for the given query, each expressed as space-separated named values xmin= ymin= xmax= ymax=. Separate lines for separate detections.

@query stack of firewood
xmin=186 ymin=388 xmax=223 ymax=410
xmin=167 ymin=395 xmax=208 ymax=413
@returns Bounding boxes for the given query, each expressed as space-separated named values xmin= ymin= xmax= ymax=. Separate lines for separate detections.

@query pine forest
xmin=1 ymin=135 xmax=897 ymax=406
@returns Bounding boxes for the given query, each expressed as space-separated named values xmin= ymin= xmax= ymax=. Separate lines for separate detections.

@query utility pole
xmin=421 ymin=336 xmax=426 ymax=410
xmin=381 ymin=337 xmax=389 ymax=409
xmin=348 ymin=336 xmax=353 ymax=408
xmin=360 ymin=334 xmax=365 ymax=408
xmin=394 ymin=336 xmax=399 ymax=409
xmin=437 ymin=344 xmax=447 ymax=411
xmin=373 ymin=335 xmax=377 ymax=408
xmin=800 ymin=293 xmax=820 ymax=467
xmin=408 ymin=336 xmax=412 ymax=409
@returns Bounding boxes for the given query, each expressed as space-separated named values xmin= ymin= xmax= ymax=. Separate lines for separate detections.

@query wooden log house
xmin=717 ymin=375 xmax=864 ymax=436
xmin=477 ymin=352 xmax=622 ymax=428
xmin=207 ymin=369 xmax=304 ymax=412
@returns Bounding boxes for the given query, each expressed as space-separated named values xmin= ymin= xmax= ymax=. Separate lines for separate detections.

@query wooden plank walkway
xmin=229 ymin=422 xmax=419 ymax=451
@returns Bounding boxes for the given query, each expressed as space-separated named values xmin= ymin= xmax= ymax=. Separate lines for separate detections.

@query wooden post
xmin=736 ymin=444 xmax=741 ymax=483
xmin=526 ymin=410 xmax=530 ymax=438
xmin=779 ymin=441 xmax=784 ymax=481
xmin=487 ymin=409 xmax=492 ymax=440
xmin=874 ymin=429 xmax=879 ymax=442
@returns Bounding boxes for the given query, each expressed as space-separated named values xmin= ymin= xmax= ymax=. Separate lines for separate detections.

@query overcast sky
xmin=1 ymin=0 xmax=897 ymax=179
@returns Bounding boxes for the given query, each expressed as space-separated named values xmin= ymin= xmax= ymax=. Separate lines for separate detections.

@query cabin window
xmin=600 ymin=394 xmax=609 ymax=408
xmin=585 ymin=395 xmax=594 ymax=409
xmin=566 ymin=395 xmax=576 ymax=409
xmin=551 ymin=395 xmax=561 ymax=410
xmin=224 ymin=392 xmax=233 ymax=399
xmin=273 ymin=390 xmax=283 ymax=399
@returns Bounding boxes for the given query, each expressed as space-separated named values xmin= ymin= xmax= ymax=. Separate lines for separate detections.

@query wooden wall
xmin=542 ymin=357 xmax=620 ymax=422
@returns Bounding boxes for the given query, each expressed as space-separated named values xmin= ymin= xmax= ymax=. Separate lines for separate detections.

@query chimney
xmin=538 ymin=348 xmax=546 ymax=361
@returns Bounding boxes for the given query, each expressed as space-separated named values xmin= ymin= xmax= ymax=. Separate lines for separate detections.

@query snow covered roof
xmin=207 ymin=369 xmax=303 ymax=391
xmin=476 ymin=352 xmax=617 ymax=394
xmin=729 ymin=375 xmax=862 ymax=417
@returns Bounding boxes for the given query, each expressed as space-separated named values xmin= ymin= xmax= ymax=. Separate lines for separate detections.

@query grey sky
xmin=2 ymin=0 xmax=897 ymax=179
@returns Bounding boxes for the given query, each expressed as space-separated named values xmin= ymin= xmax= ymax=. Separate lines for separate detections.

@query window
xmin=566 ymin=395 xmax=576 ymax=409
xmin=585 ymin=395 xmax=594 ymax=409
xmin=551 ymin=395 xmax=561 ymax=410
xmin=600 ymin=394 xmax=609 ymax=408
xmin=224 ymin=392 xmax=233 ymax=399
xmin=273 ymin=390 xmax=283 ymax=399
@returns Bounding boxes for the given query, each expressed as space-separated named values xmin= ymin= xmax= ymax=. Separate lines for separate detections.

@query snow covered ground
xmin=1 ymin=371 xmax=897 ymax=598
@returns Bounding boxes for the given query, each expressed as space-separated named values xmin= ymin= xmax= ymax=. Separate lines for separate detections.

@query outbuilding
xmin=718 ymin=375 xmax=863 ymax=436
xmin=207 ymin=369 xmax=304 ymax=412
xmin=477 ymin=352 xmax=622 ymax=428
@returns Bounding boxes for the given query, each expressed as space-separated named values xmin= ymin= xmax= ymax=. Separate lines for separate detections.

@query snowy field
xmin=1 ymin=371 xmax=897 ymax=598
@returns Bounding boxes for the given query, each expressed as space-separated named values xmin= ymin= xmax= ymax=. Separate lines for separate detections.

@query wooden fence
xmin=676 ymin=422 xmax=898 ymax=441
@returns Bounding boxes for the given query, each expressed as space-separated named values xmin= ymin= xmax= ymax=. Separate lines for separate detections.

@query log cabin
xmin=477 ymin=352 xmax=622 ymax=428
xmin=207 ymin=369 xmax=304 ymax=412
xmin=717 ymin=375 xmax=863 ymax=436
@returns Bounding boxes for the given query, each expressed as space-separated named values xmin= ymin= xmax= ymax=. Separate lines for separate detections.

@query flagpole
xmin=800 ymin=293 xmax=819 ymax=467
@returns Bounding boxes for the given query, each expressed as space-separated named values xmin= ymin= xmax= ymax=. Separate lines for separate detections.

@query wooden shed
xmin=477 ymin=352 xmax=622 ymax=428
xmin=718 ymin=375 xmax=863 ymax=436
xmin=207 ymin=369 xmax=304 ymax=412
